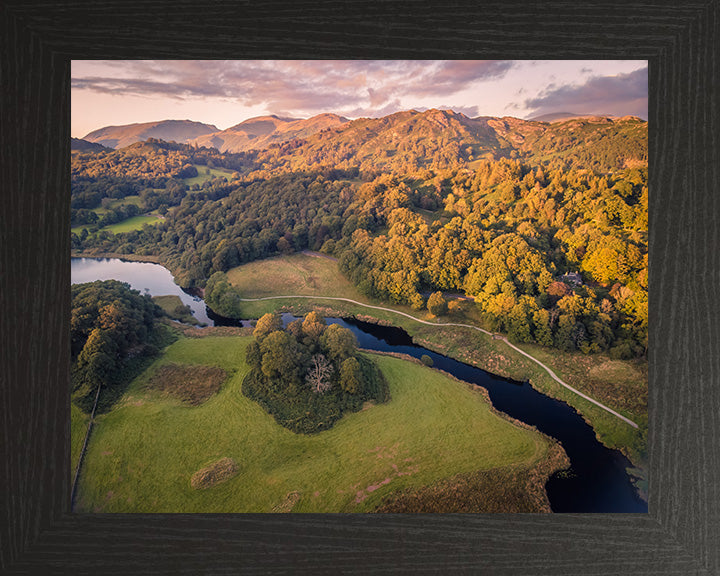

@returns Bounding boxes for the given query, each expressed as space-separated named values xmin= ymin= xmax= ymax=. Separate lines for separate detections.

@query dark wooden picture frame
xmin=1 ymin=2 xmax=718 ymax=574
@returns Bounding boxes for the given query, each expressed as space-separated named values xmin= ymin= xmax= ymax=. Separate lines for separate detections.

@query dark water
xmin=71 ymin=257 xmax=647 ymax=513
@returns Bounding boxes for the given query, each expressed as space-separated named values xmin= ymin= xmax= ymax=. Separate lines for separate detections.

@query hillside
xmin=83 ymin=119 xmax=219 ymax=149
xmin=188 ymin=113 xmax=349 ymax=153
xmin=79 ymin=109 xmax=647 ymax=174
xmin=71 ymin=138 xmax=112 ymax=153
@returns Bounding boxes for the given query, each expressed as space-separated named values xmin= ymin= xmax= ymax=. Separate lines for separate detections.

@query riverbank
xmin=228 ymin=295 xmax=646 ymax=467
xmin=368 ymin=349 xmax=570 ymax=512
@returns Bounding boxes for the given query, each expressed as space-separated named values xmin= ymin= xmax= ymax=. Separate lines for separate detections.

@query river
xmin=71 ymin=257 xmax=648 ymax=513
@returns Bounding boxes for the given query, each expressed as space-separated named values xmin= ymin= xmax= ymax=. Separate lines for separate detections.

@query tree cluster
xmin=71 ymin=280 xmax=165 ymax=411
xmin=74 ymin=173 xmax=352 ymax=289
xmin=337 ymin=164 xmax=647 ymax=357
xmin=242 ymin=312 xmax=389 ymax=434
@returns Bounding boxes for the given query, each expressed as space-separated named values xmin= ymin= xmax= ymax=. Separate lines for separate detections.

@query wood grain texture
xmin=1 ymin=1 xmax=718 ymax=574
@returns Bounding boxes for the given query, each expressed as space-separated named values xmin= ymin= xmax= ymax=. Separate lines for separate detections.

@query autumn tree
xmin=427 ymin=291 xmax=448 ymax=316
xmin=320 ymin=323 xmax=357 ymax=363
xmin=302 ymin=311 xmax=327 ymax=341
xmin=254 ymin=312 xmax=283 ymax=341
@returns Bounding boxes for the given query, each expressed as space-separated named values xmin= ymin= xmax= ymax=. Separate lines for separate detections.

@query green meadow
xmin=182 ymin=164 xmax=235 ymax=187
xmin=73 ymin=335 xmax=551 ymax=513
xmin=100 ymin=214 xmax=161 ymax=233
xmin=72 ymin=213 xmax=161 ymax=236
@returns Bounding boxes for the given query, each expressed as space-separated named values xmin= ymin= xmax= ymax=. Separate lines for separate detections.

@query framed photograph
xmin=2 ymin=1 xmax=718 ymax=573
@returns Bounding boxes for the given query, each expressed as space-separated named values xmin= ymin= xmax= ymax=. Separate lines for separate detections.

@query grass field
xmin=152 ymin=295 xmax=203 ymax=326
xmin=80 ymin=196 xmax=146 ymax=219
xmin=183 ymin=164 xmax=235 ymax=187
xmin=223 ymin=252 xmax=648 ymax=466
xmin=72 ymin=214 xmax=161 ymax=236
xmin=101 ymin=215 xmax=161 ymax=233
xmin=74 ymin=335 xmax=553 ymax=513
xmin=227 ymin=253 xmax=368 ymax=300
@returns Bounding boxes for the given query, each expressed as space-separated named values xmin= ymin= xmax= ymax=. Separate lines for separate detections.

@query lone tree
xmin=306 ymin=354 xmax=333 ymax=393
xmin=427 ymin=291 xmax=448 ymax=316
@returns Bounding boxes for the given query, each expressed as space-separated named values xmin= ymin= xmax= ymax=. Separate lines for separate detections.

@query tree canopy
xmin=71 ymin=280 xmax=165 ymax=411
xmin=242 ymin=313 xmax=388 ymax=434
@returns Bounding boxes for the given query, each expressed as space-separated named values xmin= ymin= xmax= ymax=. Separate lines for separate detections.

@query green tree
xmin=72 ymin=327 xmax=119 ymax=405
xmin=245 ymin=340 xmax=262 ymax=370
xmin=260 ymin=331 xmax=300 ymax=383
xmin=320 ymin=323 xmax=357 ymax=363
xmin=555 ymin=314 xmax=576 ymax=352
xmin=508 ymin=301 xmax=533 ymax=343
xmin=532 ymin=309 xmax=554 ymax=347
xmin=339 ymin=356 xmax=363 ymax=394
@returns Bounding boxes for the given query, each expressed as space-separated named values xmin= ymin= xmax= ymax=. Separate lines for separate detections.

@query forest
xmin=72 ymin=110 xmax=648 ymax=359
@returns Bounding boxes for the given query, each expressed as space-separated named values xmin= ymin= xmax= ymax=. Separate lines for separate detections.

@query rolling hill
xmin=187 ymin=113 xmax=349 ymax=153
xmin=250 ymin=108 xmax=647 ymax=174
xmin=71 ymin=138 xmax=112 ymax=153
xmin=83 ymin=119 xmax=219 ymax=149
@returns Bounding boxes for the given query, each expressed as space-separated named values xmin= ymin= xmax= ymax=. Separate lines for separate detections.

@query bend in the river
xmin=239 ymin=294 xmax=639 ymax=429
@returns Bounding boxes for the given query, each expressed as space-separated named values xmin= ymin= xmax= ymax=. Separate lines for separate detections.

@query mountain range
xmin=79 ymin=109 xmax=647 ymax=173
xmin=188 ymin=113 xmax=348 ymax=153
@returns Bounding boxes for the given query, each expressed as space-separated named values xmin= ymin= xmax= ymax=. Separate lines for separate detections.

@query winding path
xmin=239 ymin=295 xmax=639 ymax=429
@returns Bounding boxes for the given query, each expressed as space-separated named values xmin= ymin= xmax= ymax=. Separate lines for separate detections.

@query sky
xmin=71 ymin=60 xmax=647 ymax=138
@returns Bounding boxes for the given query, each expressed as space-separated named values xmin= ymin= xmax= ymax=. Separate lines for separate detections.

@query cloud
xmin=71 ymin=60 xmax=513 ymax=118
xmin=523 ymin=67 xmax=648 ymax=119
